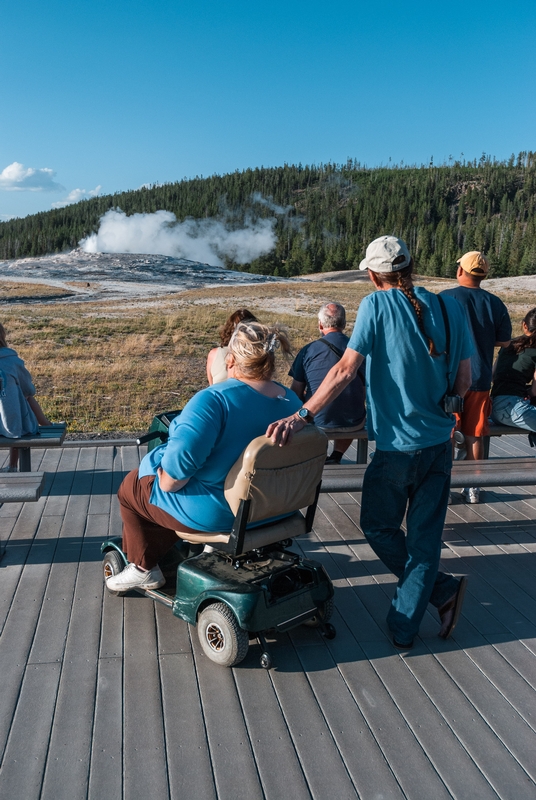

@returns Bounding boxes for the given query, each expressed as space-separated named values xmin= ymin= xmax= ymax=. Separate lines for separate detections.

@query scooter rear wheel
xmin=303 ymin=598 xmax=334 ymax=628
xmin=197 ymin=602 xmax=249 ymax=667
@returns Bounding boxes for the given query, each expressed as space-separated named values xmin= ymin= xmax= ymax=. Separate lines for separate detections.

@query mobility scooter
xmin=101 ymin=423 xmax=335 ymax=669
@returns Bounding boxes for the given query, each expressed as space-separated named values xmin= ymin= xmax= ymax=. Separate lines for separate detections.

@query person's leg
xmin=326 ymin=437 xmax=353 ymax=463
xmin=360 ymin=449 xmax=414 ymax=585
xmin=362 ymin=443 xmax=460 ymax=645
xmin=458 ymin=391 xmax=490 ymax=503
xmin=387 ymin=442 xmax=459 ymax=642
xmin=117 ymin=470 xmax=198 ymax=570
xmin=9 ymin=448 xmax=19 ymax=469
xmin=492 ymin=395 xmax=536 ymax=431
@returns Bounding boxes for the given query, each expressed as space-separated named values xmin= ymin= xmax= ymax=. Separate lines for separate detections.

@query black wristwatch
xmin=296 ymin=407 xmax=315 ymax=424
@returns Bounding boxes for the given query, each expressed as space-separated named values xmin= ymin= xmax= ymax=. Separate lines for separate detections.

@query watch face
xmin=298 ymin=408 xmax=309 ymax=419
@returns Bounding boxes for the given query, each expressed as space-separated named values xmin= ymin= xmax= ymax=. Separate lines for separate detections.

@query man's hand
xmin=266 ymin=414 xmax=306 ymax=446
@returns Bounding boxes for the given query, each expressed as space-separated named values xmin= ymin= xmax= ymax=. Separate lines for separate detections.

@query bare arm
xmin=290 ymin=379 xmax=306 ymax=400
xmin=157 ymin=466 xmax=190 ymax=493
xmin=206 ymin=349 xmax=217 ymax=385
xmin=452 ymin=358 xmax=472 ymax=398
xmin=267 ymin=349 xmax=364 ymax=445
xmin=495 ymin=340 xmax=510 ymax=348
xmin=26 ymin=395 xmax=51 ymax=425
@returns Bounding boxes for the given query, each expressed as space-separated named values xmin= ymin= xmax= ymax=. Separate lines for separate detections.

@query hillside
xmin=2 ymin=153 xmax=536 ymax=278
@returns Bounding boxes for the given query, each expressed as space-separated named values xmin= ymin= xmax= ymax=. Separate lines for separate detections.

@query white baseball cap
xmin=359 ymin=235 xmax=412 ymax=273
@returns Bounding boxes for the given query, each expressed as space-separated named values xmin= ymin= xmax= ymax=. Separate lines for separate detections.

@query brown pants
xmin=117 ymin=469 xmax=199 ymax=570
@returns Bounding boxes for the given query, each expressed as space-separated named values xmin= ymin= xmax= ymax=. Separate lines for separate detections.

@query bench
xmin=325 ymin=423 xmax=530 ymax=464
xmin=0 ymin=471 xmax=46 ymax=561
xmin=0 ymin=423 xmax=67 ymax=471
xmin=320 ymin=457 xmax=536 ymax=493
xmin=0 ymin=471 xmax=46 ymax=503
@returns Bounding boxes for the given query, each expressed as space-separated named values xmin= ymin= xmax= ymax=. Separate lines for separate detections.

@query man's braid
xmin=395 ymin=272 xmax=440 ymax=357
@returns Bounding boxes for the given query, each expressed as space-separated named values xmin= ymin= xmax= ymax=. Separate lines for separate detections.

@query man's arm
xmin=267 ymin=348 xmax=364 ymax=445
xmin=495 ymin=340 xmax=510 ymax=348
xmin=453 ymin=358 xmax=472 ymax=398
xmin=290 ymin=379 xmax=306 ymax=400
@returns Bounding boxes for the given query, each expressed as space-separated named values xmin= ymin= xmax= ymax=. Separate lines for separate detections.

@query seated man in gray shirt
xmin=289 ymin=302 xmax=366 ymax=463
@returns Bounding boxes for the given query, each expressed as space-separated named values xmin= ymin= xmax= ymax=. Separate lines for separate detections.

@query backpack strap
xmin=318 ymin=338 xmax=366 ymax=385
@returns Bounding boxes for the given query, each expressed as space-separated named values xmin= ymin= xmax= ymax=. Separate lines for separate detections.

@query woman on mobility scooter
xmin=106 ymin=322 xmax=303 ymax=593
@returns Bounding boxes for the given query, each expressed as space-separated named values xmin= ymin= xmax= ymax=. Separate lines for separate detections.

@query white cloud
xmin=0 ymin=213 xmax=18 ymax=221
xmin=0 ymin=161 xmax=64 ymax=192
xmin=52 ymin=185 xmax=101 ymax=208
xmin=79 ymin=208 xmax=277 ymax=266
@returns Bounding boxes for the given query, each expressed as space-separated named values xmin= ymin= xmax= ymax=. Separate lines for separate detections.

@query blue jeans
xmin=491 ymin=394 xmax=536 ymax=431
xmin=360 ymin=441 xmax=460 ymax=643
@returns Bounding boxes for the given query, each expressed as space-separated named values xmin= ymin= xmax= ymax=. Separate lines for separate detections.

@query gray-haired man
xmin=289 ymin=302 xmax=366 ymax=463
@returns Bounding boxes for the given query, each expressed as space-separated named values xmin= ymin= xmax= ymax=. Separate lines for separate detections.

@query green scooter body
xmin=101 ymin=538 xmax=333 ymax=634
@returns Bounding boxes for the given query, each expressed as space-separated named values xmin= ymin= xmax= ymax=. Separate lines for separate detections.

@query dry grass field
xmin=1 ymin=276 xmax=535 ymax=434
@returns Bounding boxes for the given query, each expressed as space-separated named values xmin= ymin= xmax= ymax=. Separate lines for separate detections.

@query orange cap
xmin=457 ymin=251 xmax=489 ymax=276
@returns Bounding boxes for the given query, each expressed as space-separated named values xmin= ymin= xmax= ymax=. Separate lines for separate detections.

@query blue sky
xmin=1 ymin=0 xmax=535 ymax=220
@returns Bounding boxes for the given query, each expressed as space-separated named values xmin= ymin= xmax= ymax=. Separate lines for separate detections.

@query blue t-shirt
xmin=289 ymin=331 xmax=366 ymax=428
xmin=138 ymin=379 xmax=302 ymax=531
xmin=440 ymin=286 xmax=511 ymax=391
xmin=348 ymin=287 xmax=473 ymax=452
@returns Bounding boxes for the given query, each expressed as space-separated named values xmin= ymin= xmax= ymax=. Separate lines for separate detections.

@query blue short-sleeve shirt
xmin=348 ymin=288 xmax=473 ymax=452
xmin=138 ymin=379 xmax=302 ymax=531
xmin=289 ymin=331 xmax=366 ymax=428
xmin=440 ymin=286 xmax=511 ymax=391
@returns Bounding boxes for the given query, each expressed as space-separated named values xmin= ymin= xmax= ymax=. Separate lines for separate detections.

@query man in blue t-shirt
xmin=441 ymin=252 xmax=511 ymax=504
xmin=289 ymin=302 xmax=366 ymax=464
xmin=268 ymin=236 xmax=473 ymax=649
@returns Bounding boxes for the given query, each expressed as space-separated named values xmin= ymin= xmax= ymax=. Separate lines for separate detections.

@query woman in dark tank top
xmin=491 ymin=307 xmax=536 ymax=430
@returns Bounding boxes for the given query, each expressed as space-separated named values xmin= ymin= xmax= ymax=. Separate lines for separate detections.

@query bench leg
xmin=483 ymin=436 xmax=490 ymax=460
xmin=356 ymin=439 xmax=368 ymax=464
xmin=17 ymin=448 xmax=31 ymax=472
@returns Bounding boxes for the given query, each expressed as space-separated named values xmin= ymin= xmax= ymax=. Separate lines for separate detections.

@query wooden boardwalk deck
xmin=1 ymin=435 xmax=536 ymax=799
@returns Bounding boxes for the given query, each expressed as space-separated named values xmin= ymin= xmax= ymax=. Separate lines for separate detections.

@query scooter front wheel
xmin=103 ymin=550 xmax=129 ymax=596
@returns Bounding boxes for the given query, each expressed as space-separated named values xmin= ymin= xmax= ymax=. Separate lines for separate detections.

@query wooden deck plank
xmin=39 ymin=515 xmax=104 ymax=800
xmin=320 ymin=629 xmax=453 ymax=800
xmin=430 ymin=645 xmax=536 ymax=781
xmin=404 ymin=643 xmax=536 ymax=799
xmin=0 ymin=663 xmax=61 ymax=800
xmin=87 ymin=656 xmax=123 ymax=800
xmin=267 ymin=643 xmax=361 ymax=799
xmin=190 ymin=632 xmax=265 ymax=800
xmin=232 ymin=657 xmax=314 ymax=800
xmin=0 ymin=536 xmax=57 ymax=760
xmin=122 ymin=595 xmax=170 ymax=800
xmin=159 ymin=653 xmax=218 ymax=800
xmin=358 ymin=639 xmax=500 ymax=799
xmin=294 ymin=642 xmax=407 ymax=799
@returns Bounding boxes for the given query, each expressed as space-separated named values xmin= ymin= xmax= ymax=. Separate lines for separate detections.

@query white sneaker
xmin=0 ymin=466 xmax=18 ymax=473
xmin=106 ymin=562 xmax=165 ymax=591
xmin=461 ymin=487 xmax=480 ymax=504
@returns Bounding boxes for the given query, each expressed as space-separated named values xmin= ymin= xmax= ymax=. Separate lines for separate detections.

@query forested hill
xmin=2 ymin=153 xmax=536 ymax=278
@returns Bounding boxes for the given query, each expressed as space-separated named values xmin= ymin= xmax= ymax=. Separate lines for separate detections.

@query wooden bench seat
xmin=320 ymin=456 xmax=536 ymax=493
xmin=0 ymin=423 xmax=67 ymax=471
xmin=325 ymin=422 xmax=530 ymax=463
xmin=0 ymin=471 xmax=46 ymax=503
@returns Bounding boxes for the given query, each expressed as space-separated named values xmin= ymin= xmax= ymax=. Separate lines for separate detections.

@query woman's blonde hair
xmin=0 ymin=323 xmax=7 ymax=349
xmin=228 ymin=322 xmax=292 ymax=380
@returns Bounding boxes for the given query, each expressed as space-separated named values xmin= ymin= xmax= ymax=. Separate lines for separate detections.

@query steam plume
xmin=80 ymin=208 xmax=276 ymax=266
